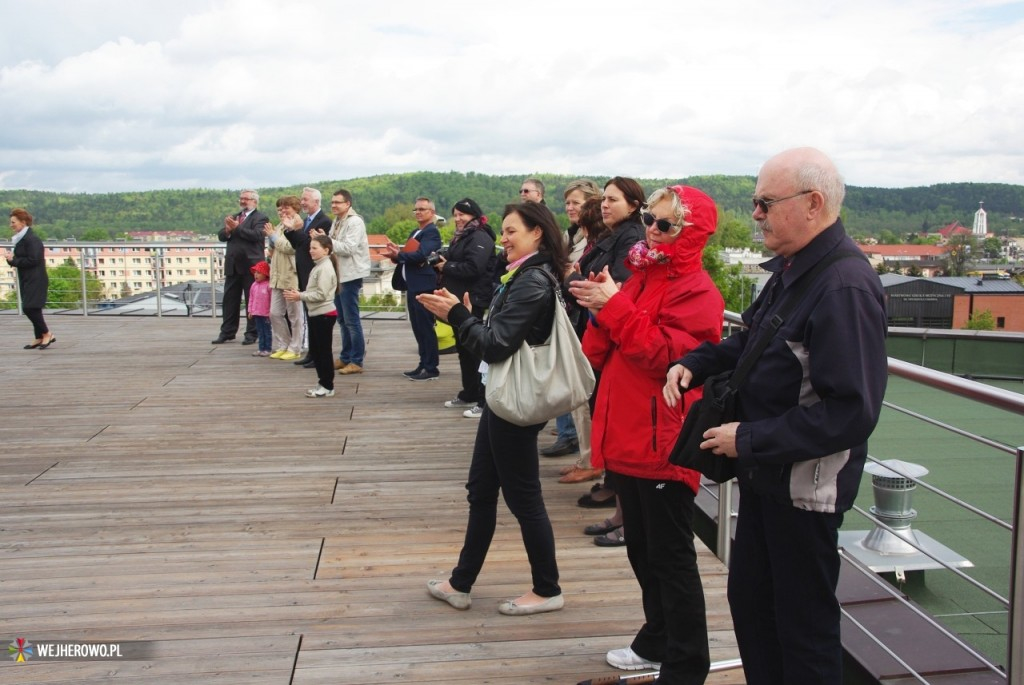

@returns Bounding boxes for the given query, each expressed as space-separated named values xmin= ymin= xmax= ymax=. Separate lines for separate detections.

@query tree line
xmin=2 ymin=172 xmax=1021 ymax=242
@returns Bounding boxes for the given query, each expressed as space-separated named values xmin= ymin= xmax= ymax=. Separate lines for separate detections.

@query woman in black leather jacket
xmin=417 ymin=202 xmax=570 ymax=617
xmin=434 ymin=198 xmax=497 ymax=412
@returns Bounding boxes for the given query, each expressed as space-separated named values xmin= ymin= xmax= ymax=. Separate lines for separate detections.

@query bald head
xmin=753 ymin=147 xmax=845 ymax=258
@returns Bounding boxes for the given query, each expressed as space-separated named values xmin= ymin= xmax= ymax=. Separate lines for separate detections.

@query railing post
xmin=716 ymin=479 xmax=734 ymax=566
xmin=1009 ymin=445 xmax=1024 ymax=685
xmin=154 ymin=248 xmax=163 ymax=318
xmin=79 ymin=251 xmax=89 ymax=316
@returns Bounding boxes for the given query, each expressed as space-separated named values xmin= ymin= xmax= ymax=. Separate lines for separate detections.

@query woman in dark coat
xmin=7 ymin=208 xmax=54 ymax=349
xmin=434 ymin=198 xmax=497 ymax=414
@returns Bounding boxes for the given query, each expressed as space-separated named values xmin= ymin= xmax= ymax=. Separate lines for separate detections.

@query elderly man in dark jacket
xmin=213 ymin=189 xmax=269 ymax=345
xmin=665 ymin=148 xmax=888 ymax=685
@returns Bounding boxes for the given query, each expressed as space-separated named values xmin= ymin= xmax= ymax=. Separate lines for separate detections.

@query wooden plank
xmin=0 ymin=316 xmax=743 ymax=684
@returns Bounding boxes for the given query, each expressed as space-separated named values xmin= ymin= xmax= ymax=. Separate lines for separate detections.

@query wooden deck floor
xmin=0 ymin=315 xmax=742 ymax=684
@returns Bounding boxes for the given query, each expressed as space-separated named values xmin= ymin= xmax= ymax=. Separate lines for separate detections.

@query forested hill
xmin=1 ymin=171 xmax=1021 ymax=240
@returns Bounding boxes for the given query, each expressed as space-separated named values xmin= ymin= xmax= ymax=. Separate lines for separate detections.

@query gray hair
xmin=796 ymin=162 xmax=845 ymax=220
xmin=522 ymin=178 xmax=545 ymax=197
xmin=302 ymin=187 xmax=322 ymax=203
xmin=563 ymin=179 xmax=601 ymax=201
xmin=645 ymin=187 xmax=687 ymax=235
xmin=242 ymin=189 xmax=259 ymax=203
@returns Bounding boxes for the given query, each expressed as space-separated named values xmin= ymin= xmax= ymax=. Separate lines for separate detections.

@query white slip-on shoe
xmin=605 ymin=647 xmax=661 ymax=671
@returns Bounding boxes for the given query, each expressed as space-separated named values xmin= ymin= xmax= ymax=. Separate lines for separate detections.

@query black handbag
xmin=669 ymin=250 xmax=863 ymax=482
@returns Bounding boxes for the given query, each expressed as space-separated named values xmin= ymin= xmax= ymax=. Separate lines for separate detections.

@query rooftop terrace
xmin=0 ymin=315 xmax=743 ymax=684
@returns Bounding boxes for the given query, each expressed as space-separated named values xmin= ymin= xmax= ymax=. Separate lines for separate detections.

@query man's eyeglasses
xmin=519 ymin=188 xmax=535 ymax=195
xmin=751 ymin=190 xmax=813 ymax=214
xmin=641 ymin=212 xmax=679 ymax=233
xmin=413 ymin=207 xmax=431 ymax=213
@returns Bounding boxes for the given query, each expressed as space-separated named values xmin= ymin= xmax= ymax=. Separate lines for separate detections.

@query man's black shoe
xmin=294 ymin=356 xmax=313 ymax=366
xmin=540 ymin=438 xmax=579 ymax=457
xmin=302 ymin=360 xmax=316 ymax=368
xmin=211 ymin=335 xmax=235 ymax=344
xmin=402 ymin=367 xmax=424 ymax=378
xmin=407 ymin=369 xmax=440 ymax=381
xmin=241 ymin=337 xmax=257 ymax=346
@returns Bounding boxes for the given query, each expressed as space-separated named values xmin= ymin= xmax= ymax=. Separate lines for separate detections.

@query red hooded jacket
xmin=583 ymin=186 xmax=725 ymax=491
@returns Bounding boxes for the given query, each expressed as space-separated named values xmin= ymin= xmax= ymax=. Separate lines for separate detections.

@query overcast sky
xmin=1 ymin=0 xmax=1022 ymax=193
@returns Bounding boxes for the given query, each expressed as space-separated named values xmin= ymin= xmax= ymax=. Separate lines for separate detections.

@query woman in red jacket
xmin=569 ymin=185 xmax=724 ymax=684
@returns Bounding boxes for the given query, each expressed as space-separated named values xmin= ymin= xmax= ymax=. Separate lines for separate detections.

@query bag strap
xmin=725 ymin=249 xmax=864 ymax=394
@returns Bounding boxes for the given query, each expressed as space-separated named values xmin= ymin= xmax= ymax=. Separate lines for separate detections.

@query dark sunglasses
xmin=751 ymin=190 xmax=813 ymax=214
xmin=641 ymin=212 xmax=678 ymax=233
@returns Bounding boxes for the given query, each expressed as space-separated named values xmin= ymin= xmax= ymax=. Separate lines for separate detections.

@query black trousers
xmin=449 ymin=402 xmax=560 ymax=598
xmin=24 ymin=308 xmax=49 ymax=338
xmin=307 ymin=313 xmax=336 ymax=390
xmin=407 ymin=291 xmax=439 ymax=374
xmin=454 ymin=304 xmax=485 ymax=403
xmin=728 ymin=486 xmax=844 ymax=685
xmin=612 ymin=471 xmax=710 ymax=685
xmin=220 ymin=271 xmax=257 ymax=340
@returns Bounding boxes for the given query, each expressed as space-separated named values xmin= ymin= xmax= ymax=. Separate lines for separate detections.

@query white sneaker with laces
xmin=463 ymin=405 xmax=483 ymax=418
xmin=605 ymin=647 xmax=661 ymax=671
xmin=444 ymin=397 xmax=475 ymax=409
xmin=305 ymin=385 xmax=335 ymax=398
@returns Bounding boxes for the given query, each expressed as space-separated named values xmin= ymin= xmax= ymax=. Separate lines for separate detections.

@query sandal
xmin=584 ymin=518 xmax=621 ymax=536
xmin=594 ymin=527 xmax=626 ymax=547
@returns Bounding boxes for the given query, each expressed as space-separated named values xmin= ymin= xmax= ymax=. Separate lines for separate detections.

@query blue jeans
xmin=335 ymin=278 xmax=365 ymax=366
xmin=253 ymin=315 xmax=272 ymax=352
xmin=556 ymin=412 xmax=577 ymax=442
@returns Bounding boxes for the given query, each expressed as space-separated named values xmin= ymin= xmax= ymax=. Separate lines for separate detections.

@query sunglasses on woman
xmin=640 ymin=212 xmax=679 ymax=233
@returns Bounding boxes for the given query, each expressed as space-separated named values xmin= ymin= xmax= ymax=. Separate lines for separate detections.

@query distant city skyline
xmin=1 ymin=0 xmax=1023 ymax=193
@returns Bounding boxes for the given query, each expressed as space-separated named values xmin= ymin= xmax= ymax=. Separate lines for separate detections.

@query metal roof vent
xmin=862 ymin=460 xmax=929 ymax=555
xmin=837 ymin=459 xmax=973 ymax=576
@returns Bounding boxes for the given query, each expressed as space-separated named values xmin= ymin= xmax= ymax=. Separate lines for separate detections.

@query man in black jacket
xmin=665 ymin=148 xmax=888 ymax=685
xmin=213 ymin=190 xmax=269 ymax=344
xmin=384 ymin=197 xmax=443 ymax=381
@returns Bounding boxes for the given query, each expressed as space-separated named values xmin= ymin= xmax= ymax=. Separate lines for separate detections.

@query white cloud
xmin=0 ymin=0 xmax=1022 ymax=192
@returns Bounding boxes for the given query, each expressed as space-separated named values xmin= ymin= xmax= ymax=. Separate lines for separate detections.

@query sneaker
xmin=407 ymin=369 xmax=440 ymax=381
xmin=403 ymin=367 xmax=424 ymax=378
xmin=463 ymin=405 xmax=483 ymax=418
xmin=540 ymin=438 xmax=580 ymax=457
xmin=444 ymin=397 xmax=475 ymax=409
xmin=279 ymin=351 xmax=300 ymax=361
xmin=606 ymin=647 xmax=661 ymax=671
xmin=270 ymin=350 xmax=286 ymax=359
xmin=252 ymin=350 xmax=264 ymax=357
xmin=258 ymin=350 xmax=271 ymax=357
xmin=305 ymin=385 xmax=335 ymax=398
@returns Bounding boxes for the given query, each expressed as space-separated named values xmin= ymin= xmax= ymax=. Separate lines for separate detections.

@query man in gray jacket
xmin=319 ymin=189 xmax=371 ymax=374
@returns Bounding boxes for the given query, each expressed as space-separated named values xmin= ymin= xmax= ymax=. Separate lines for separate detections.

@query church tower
xmin=973 ymin=201 xmax=988 ymax=237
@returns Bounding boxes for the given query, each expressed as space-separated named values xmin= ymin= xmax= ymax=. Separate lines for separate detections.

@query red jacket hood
xmin=671 ymin=185 xmax=718 ymax=274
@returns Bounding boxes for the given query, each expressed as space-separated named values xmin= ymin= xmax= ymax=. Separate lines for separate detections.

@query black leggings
xmin=24 ymin=308 xmax=49 ymax=338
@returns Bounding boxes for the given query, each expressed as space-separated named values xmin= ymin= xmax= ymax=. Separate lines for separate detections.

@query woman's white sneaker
xmin=463 ymin=405 xmax=482 ymax=418
xmin=305 ymin=385 xmax=335 ymax=398
xmin=605 ymin=647 xmax=661 ymax=671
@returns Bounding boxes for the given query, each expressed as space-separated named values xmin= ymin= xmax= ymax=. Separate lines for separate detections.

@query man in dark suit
xmin=384 ymin=196 xmax=443 ymax=380
xmin=289 ymin=187 xmax=334 ymax=366
xmin=213 ymin=189 xmax=269 ymax=344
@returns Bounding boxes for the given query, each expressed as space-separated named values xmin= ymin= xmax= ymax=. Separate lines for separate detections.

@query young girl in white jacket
xmin=284 ymin=234 xmax=339 ymax=397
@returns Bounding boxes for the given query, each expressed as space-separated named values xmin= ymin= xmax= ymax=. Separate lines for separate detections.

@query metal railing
xmin=707 ymin=310 xmax=1024 ymax=683
xmin=0 ymin=240 xmax=403 ymax=316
